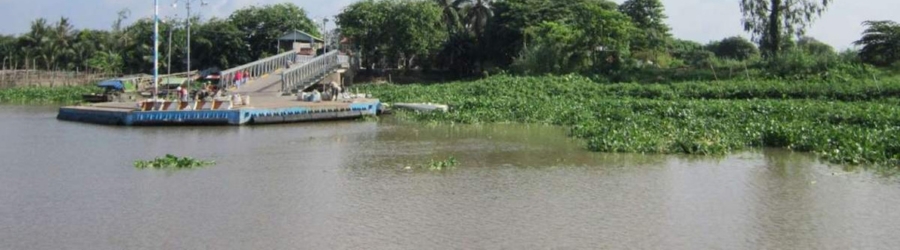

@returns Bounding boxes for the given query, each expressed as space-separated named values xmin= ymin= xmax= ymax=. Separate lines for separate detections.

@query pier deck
xmin=57 ymin=95 xmax=380 ymax=126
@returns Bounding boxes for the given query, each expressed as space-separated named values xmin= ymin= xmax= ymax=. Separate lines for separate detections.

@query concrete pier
xmin=57 ymin=96 xmax=380 ymax=126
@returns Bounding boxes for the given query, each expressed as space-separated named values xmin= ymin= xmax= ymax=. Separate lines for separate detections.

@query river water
xmin=1 ymin=105 xmax=898 ymax=249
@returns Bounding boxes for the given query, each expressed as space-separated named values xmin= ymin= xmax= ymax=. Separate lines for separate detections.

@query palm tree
xmin=19 ymin=18 xmax=51 ymax=69
xmin=854 ymin=20 xmax=900 ymax=67
xmin=47 ymin=17 xmax=75 ymax=69
xmin=435 ymin=0 xmax=466 ymax=33
xmin=459 ymin=0 xmax=493 ymax=39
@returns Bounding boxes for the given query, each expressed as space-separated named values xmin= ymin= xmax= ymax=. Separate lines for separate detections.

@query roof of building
xmin=277 ymin=30 xmax=323 ymax=42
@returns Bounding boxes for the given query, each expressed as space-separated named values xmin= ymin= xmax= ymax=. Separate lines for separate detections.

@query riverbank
xmin=0 ymin=85 xmax=99 ymax=103
xmin=360 ymin=75 xmax=900 ymax=168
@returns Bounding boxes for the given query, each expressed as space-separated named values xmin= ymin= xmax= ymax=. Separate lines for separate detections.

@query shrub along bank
xmin=361 ymin=75 xmax=900 ymax=167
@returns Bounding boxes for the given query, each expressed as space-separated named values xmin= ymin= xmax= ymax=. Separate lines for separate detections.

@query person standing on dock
xmin=180 ymin=86 xmax=189 ymax=102
xmin=234 ymin=71 xmax=243 ymax=89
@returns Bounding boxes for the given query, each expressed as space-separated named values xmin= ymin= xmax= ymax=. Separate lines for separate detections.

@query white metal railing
xmin=281 ymin=51 xmax=340 ymax=93
xmin=339 ymin=55 xmax=349 ymax=68
xmin=219 ymin=51 xmax=303 ymax=89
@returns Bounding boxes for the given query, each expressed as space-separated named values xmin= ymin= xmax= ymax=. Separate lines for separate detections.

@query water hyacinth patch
xmin=134 ymin=154 xmax=215 ymax=170
xmin=360 ymin=75 xmax=900 ymax=168
xmin=0 ymin=86 xmax=101 ymax=103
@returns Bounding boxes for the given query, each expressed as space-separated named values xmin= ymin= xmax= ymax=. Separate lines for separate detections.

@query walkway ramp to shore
xmin=219 ymin=51 xmax=345 ymax=96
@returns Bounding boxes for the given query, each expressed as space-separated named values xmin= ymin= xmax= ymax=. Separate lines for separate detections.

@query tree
xmin=46 ymin=17 xmax=75 ymax=69
xmin=110 ymin=9 xmax=131 ymax=56
xmin=513 ymin=2 xmax=634 ymax=74
xmin=120 ymin=18 xmax=156 ymax=74
xmin=796 ymin=36 xmax=835 ymax=56
xmin=86 ymin=51 xmax=123 ymax=73
xmin=706 ymin=36 xmax=759 ymax=60
xmin=229 ymin=3 xmax=318 ymax=60
xmin=384 ymin=0 xmax=448 ymax=69
xmin=486 ymin=0 xmax=619 ymax=67
xmin=18 ymin=18 xmax=51 ymax=69
xmin=854 ymin=20 xmax=900 ymax=67
xmin=739 ymin=0 xmax=834 ymax=57
xmin=72 ymin=30 xmax=110 ymax=70
xmin=338 ymin=0 xmax=447 ymax=71
xmin=459 ymin=0 xmax=494 ymax=38
xmin=191 ymin=18 xmax=250 ymax=69
xmin=435 ymin=0 xmax=465 ymax=33
xmin=619 ymin=0 xmax=670 ymax=51
xmin=337 ymin=0 xmax=390 ymax=70
xmin=0 ymin=35 xmax=16 ymax=69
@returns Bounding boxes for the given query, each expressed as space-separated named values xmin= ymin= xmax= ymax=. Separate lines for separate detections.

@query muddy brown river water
xmin=1 ymin=105 xmax=898 ymax=249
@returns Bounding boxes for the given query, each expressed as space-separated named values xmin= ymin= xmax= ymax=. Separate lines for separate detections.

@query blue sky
xmin=0 ymin=0 xmax=897 ymax=49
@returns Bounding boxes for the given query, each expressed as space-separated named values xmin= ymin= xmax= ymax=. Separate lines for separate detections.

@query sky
xmin=0 ymin=0 xmax=897 ymax=50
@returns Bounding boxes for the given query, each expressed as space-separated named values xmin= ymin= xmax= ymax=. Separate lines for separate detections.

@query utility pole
xmin=153 ymin=0 xmax=159 ymax=100
xmin=167 ymin=17 xmax=174 ymax=75
xmin=322 ymin=18 xmax=328 ymax=53
xmin=175 ymin=0 xmax=208 ymax=93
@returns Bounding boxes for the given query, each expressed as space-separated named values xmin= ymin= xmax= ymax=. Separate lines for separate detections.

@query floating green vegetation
xmin=427 ymin=156 xmax=458 ymax=170
xmin=405 ymin=156 xmax=459 ymax=171
xmin=0 ymin=86 xmax=101 ymax=103
xmin=360 ymin=75 xmax=900 ymax=168
xmin=358 ymin=114 xmax=380 ymax=122
xmin=134 ymin=154 xmax=215 ymax=170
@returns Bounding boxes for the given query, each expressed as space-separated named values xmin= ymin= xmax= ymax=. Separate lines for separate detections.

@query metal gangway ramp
xmin=218 ymin=51 xmax=345 ymax=96
xmin=281 ymin=51 xmax=341 ymax=94
xmin=218 ymin=51 xmax=309 ymax=93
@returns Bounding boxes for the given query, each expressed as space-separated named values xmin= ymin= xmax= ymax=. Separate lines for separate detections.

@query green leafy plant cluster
xmin=361 ymin=75 xmax=900 ymax=167
xmin=134 ymin=154 xmax=215 ymax=170
xmin=0 ymin=86 xmax=100 ymax=103
xmin=426 ymin=156 xmax=458 ymax=171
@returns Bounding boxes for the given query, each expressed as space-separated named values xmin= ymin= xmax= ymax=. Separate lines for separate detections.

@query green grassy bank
xmin=0 ymin=86 xmax=100 ymax=104
xmin=360 ymin=75 xmax=900 ymax=168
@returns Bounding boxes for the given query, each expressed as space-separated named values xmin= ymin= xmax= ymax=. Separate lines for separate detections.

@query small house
xmin=277 ymin=30 xmax=324 ymax=55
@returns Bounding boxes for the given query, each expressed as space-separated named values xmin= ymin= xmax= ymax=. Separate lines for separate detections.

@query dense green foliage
xmin=134 ymin=154 xmax=215 ymax=170
xmin=337 ymin=0 xmax=451 ymax=71
xmin=0 ymin=3 xmax=317 ymax=74
xmin=511 ymin=4 xmax=634 ymax=75
xmin=333 ymin=0 xmax=898 ymax=82
xmin=706 ymin=36 xmax=759 ymax=61
xmin=619 ymin=0 xmax=670 ymax=51
xmin=361 ymin=75 xmax=900 ymax=167
xmin=739 ymin=0 xmax=834 ymax=57
xmin=0 ymin=86 xmax=100 ymax=103
xmin=854 ymin=20 xmax=900 ymax=67
xmin=229 ymin=3 xmax=319 ymax=59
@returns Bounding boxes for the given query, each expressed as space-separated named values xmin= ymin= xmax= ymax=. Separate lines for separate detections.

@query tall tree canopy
xmin=619 ymin=0 xmax=670 ymax=51
xmin=459 ymin=0 xmax=494 ymax=38
xmin=338 ymin=0 xmax=447 ymax=70
xmin=796 ymin=36 xmax=835 ymax=56
xmin=487 ymin=0 xmax=619 ymax=66
xmin=191 ymin=18 xmax=250 ymax=69
xmin=512 ymin=1 xmax=634 ymax=74
xmin=854 ymin=20 xmax=900 ymax=67
xmin=337 ymin=0 xmax=388 ymax=68
xmin=706 ymin=36 xmax=759 ymax=60
xmin=228 ymin=3 xmax=319 ymax=60
xmin=739 ymin=0 xmax=834 ymax=56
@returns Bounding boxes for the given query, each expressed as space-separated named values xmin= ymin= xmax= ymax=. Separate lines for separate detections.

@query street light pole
xmin=186 ymin=1 xmax=192 ymax=90
xmin=153 ymin=0 xmax=160 ymax=100
xmin=167 ymin=17 xmax=174 ymax=75
xmin=176 ymin=0 xmax=207 ymax=94
xmin=322 ymin=18 xmax=328 ymax=54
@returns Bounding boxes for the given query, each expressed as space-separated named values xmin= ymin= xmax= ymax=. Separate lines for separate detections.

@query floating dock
xmin=57 ymin=95 xmax=380 ymax=126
